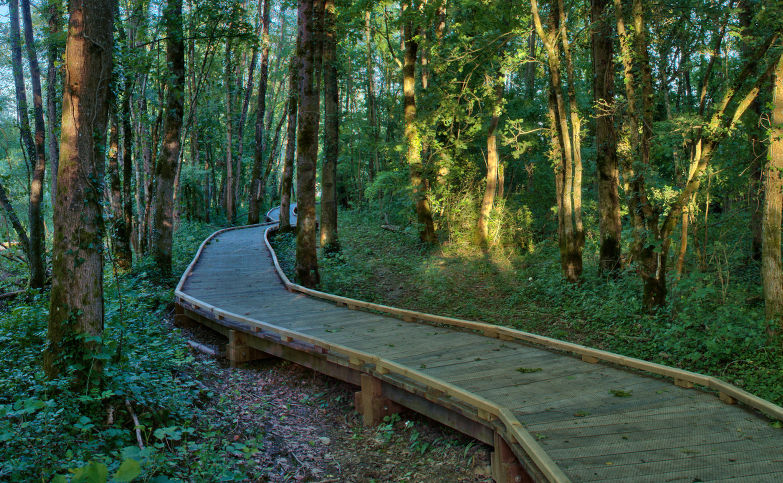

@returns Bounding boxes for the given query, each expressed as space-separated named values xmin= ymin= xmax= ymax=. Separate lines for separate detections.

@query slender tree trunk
xmin=402 ymin=2 xmax=437 ymax=244
xmin=477 ymin=78 xmax=503 ymax=247
xmin=47 ymin=0 xmax=62 ymax=206
xmin=531 ymin=0 xmax=582 ymax=282
xmin=280 ymin=58 xmax=298 ymax=231
xmin=150 ymin=0 xmax=185 ymax=277
xmin=21 ymin=0 xmax=49 ymax=288
xmin=107 ymin=110 xmax=129 ymax=268
xmin=120 ymin=79 xmax=134 ymax=268
xmin=234 ymin=37 xmax=259 ymax=210
xmin=248 ymin=0 xmax=272 ymax=224
xmin=763 ymin=54 xmax=783 ymax=330
xmin=591 ymin=0 xmax=621 ymax=273
xmin=46 ymin=0 xmax=114 ymax=383
xmin=0 ymin=181 xmax=31 ymax=262
xmin=295 ymin=0 xmax=321 ymax=287
xmin=320 ymin=0 xmax=339 ymax=252
xmin=365 ymin=11 xmax=379 ymax=183
xmin=224 ymin=40 xmax=235 ymax=223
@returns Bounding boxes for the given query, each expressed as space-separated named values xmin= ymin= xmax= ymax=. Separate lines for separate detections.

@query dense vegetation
xmin=0 ymin=0 xmax=782 ymax=479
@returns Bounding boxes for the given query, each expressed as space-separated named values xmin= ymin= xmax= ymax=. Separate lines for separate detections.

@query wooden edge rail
xmin=259 ymin=225 xmax=783 ymax=423
xmin=175 ymin=223 xmax=569 ymax=483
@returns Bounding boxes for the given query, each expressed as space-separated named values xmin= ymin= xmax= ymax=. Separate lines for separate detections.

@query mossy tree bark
xmin=402 ymin=1 xmax=436 ymax=244
xmin=532 ymin=0 xmax=584 ymax=283
xmin=46 ymin=0 xmax=114 ymax=382
xmin=295 ymin=0 xmax=321 ymax=287
xmin=763 ymin=53 xmax=783 ymax=330
xmin=150 ymin=0 xmax=185 ymax=278
xmin=46 ymin=0 xmax=62 ymax=206
xmin=320 ymin=0 xmax=339 ymax=253
xmin=591 ymin=0 xmax=621 ymax=274
xmin=21 ymin=0 xmax=49 ymax=288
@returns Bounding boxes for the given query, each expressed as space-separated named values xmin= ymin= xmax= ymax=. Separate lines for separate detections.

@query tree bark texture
xmin=46 ymin=0 xmax=115 ymax=382
xmin=21 ymin=0 xmax=49 ymax=288
xmin=403 ymin=2 xmax=437 ymax=244
xmin=248 ymin=0 xmax=272 ymax=224
xmin=47 ymin=0 xmax=62 ymax=206
xmin=280 ymin=58 xmax=298 ymax=231
xmin=150 ymin=0 xmax=185 ymax=277
xmin=763 ymin=53 xmax=783 ymax=328
xmin=320 ymin=0 xmax=339 ymax=252
xmin=224 ymin=40 xmax=235 ymax=222
xmin=591 ymin=0 xmax=621 ymax=273
xmin=531 ymin=0 xmax=583 ymax=282
xmin=295 ymin=0 xmax=321 ymax=287
xmin=477 ymin=77 xmax=503 ymax=247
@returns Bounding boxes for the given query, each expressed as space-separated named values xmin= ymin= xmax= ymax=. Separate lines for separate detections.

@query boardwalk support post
xmin=492 ymin=432 xmax=529 ymax=483
xmin=355 ymin=374 xmax=400 ymax=426
xmin=227 ymin=329 xmax=269 ymax=367
xmin=173 ymin=304 xmax=196 ymax=329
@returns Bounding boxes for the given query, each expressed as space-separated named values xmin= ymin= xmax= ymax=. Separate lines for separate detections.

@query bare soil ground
xmin=181 ymin=321 xmax=493 ymax=482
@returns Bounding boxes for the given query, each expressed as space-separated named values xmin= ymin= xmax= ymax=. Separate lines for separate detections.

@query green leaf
xmin=72 ymin=461 xmax=109 ymax=483
xmin=111 ymin=458 xmax=141 ymax=482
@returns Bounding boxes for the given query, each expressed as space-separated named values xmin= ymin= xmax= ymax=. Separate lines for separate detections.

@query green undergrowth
xmin=0 ymin=221 xmax=266 ymax=481
xmin=271 ymin=209 xmax=783 ymax=407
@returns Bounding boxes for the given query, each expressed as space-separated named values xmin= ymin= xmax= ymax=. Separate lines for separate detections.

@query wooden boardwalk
xmin=176 ymin=220 xmax=783 ymax=482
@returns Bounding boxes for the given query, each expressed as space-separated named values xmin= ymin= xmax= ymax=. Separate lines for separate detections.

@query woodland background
xmin=0 ymin=0 xmax=782 ymax=479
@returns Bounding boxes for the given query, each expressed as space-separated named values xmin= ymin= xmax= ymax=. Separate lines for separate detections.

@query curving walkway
xmin=176 ymin=219 xmax=783 ymax=482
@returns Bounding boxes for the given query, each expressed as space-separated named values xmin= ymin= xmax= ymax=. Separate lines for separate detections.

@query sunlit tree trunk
xmin=320 ymin=0 xmax=339 ymax=252
xmin=248 ymin=0 xmax=271 ymax=224
xmin=531 ymin=0 xmax=582 ymax=282
xmin=280 ymin=58 xmax=298 ymax=231
xmin=295 ymin=0 xmax=321 ymax=287
xmin=477 ymin=77 xmax=503 ymax=247
xmin=150 ymin=0 xmax=185 ymax=277
xmin=591 ymin=0 xmax=621 ymax=273
xmin=46 ymin=0 xmax=114 ymax=382
xmin=763 ymin=54 xmax=783 ymax=330
xmin=402 ymin=1 xmax=437 ymax=244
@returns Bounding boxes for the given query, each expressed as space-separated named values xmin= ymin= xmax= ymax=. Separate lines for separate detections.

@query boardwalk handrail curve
xmin=176 ymin=222 xmax=783 ymax=483
xmin=258 ymin=225 xmax=783 ymax=422
xmin=175 ymin=223 xmax=570 ymax=482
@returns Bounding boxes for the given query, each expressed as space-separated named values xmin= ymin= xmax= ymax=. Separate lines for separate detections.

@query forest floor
xmin=179 ymin=320 xmax=492 ymax=482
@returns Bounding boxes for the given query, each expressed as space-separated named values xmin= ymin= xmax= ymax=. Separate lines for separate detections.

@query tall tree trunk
xmin=320 ymin=0 xmax=339 ymax=252
xmin=224 ymin=40 xmax=235 ymax=223
xmin=280 ymin=58 xmax=298 ymax=231
xmin=21 ymin=0 xmax=49 ymax=288
xmin=402 ymin=2 xmax=437 ymax=244
xmin=107 ymin=109 xmax=129 ymax=267
xmin=365 ymin=10 xmax=379 ymax=182
xmin=295 ymin=0 xmax=321 ymax=287
xmin=531 ymin=0 xmax=582 ymax=282
xmin=234 ymin=51 xmax=258 ymax=211
xmin=477 ymin=77 xmax=503 ymax=247
xmin=740 ymin=1 xmax=764 ymax=261
xmin=47 ymin=0 xmax=62 ymax=206
xmin=120 ymin=77 xmax=134 ymax=268
xmin=591 ymin=0 xmax=621 ymax=273
xmin=8 ymin=0 xmax=36 ymax=274
xmin=763 ymin=53 xmax=783 ymax=330
xmin=150 ymin=0 xmax=185 ymax=277
xmin=248 ymin=0 xmax=271 ymax=224
xmin=46 ymin=0 xmax=114 ymax=383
